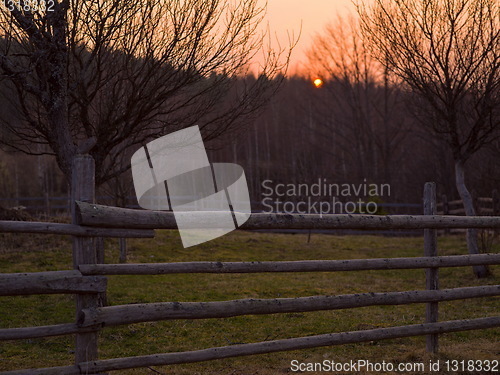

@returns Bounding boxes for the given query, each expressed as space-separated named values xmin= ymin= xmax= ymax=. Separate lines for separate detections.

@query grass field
xmin=0 ymin=230 xmax=498 ymax=374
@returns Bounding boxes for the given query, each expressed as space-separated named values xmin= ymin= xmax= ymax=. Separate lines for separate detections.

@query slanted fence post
xmin=72 ymin=154 xmax=100 ymax=365
xmin=424 ymin=182 xmax=439 ymax=354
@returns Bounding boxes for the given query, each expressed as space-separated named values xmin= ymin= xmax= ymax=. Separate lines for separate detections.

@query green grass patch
xmin=0 ymin=231 xmax=498 ymax=374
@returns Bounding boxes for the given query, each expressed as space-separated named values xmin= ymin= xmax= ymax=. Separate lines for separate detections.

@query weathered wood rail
xmin=0 ymin=323 xmax=96 ymax=341
xmin=1 ymin=255 xmax=498 ymax=342
xmin=3 ymin=317 xmax=499 ymax=375
xmin=79 ymin=254 xmax=500 ymax=275
xmin=75 ymin=200 xmax=500 ymax=229
xmin=0 ymin=271 xmax=106 ymax=296
xmin=0 ymin=221 xmax=154 ymax=238
xmin=1 ymin=174 xmax=499 ymax=374
xmin=77 ymin=285 xmax=499 ymax=327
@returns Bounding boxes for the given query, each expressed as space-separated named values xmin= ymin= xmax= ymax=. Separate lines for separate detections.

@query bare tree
xmin=307 ymin=15 xmax=410 ymax=185
xmin=0 ymin=0 xmax=291 ymax=187
xmin=358 ymin=0 xmax=499 ymax=277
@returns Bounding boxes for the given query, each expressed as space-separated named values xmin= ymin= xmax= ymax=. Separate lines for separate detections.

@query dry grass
xmin=0 ymin=230 xmax=498 ymax=374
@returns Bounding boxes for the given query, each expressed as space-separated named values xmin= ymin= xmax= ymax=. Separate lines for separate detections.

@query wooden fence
xmin=438 ymin=190 xmax=499 ymax=216
xmin=0 ymin=157 xmax=499 ymax=374
xmin=437 ymin=190 xmax=499 ymax=236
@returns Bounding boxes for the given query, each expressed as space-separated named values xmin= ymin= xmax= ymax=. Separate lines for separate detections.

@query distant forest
xmin=1 ymin=74 xmax=498 ymax=211
xmin=214 ymin=76 xmax=499 ymax=206
xmin=0 ymin=0 xmax=497 ymax=216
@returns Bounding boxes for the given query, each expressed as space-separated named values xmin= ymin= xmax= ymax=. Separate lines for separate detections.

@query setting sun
xmin=313 ymin=78 xmax=323 ymax=88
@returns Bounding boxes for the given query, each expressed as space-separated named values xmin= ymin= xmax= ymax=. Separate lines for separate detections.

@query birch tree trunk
xmin=455 ymin=160 xmax=490 ymax=278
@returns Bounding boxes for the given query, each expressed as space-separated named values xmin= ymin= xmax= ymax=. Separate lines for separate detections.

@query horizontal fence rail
xmin=3 ymin=317 xmax=499 ymax=375
xmin=0 ymin=324 xmax=96 ymax=341
xmin=0 ymin=271 xmax=106 ymax=296
xmin=0 ymin=221 xmax=154 ymax=238
xmin=78 ymin=285 xmax=500 ymax=327
xmin=75 ymin=201 xmax=500 ymax=230
xmin=79 ymin=254 xmax=500 ymax=275
xmin=1 ymin=254 xmax=497 ymax=343
xmin=80 ymin=316 xmax=500 ymax=373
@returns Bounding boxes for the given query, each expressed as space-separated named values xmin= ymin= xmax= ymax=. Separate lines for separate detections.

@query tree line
xmin=0 ymin=0 xmax=498 ymax=211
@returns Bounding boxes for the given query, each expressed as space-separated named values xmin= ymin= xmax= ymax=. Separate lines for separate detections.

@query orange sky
xmin=261 ymin=0 xmax=358 ymax=72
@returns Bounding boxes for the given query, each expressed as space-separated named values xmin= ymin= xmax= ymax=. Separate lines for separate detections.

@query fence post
xmin=119 ymin=238 xmax=127 ymax=263
xmin=72 ymin=155 xmax=101 ymax=365
xmin=424 ymin=182 xmax=439 ymax=354
xmin=95 ymin=237 xmax=107 ymax=306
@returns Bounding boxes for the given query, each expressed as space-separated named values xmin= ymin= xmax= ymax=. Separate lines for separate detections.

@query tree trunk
xmin=454 ymin=160 xmax=490 ymax=278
